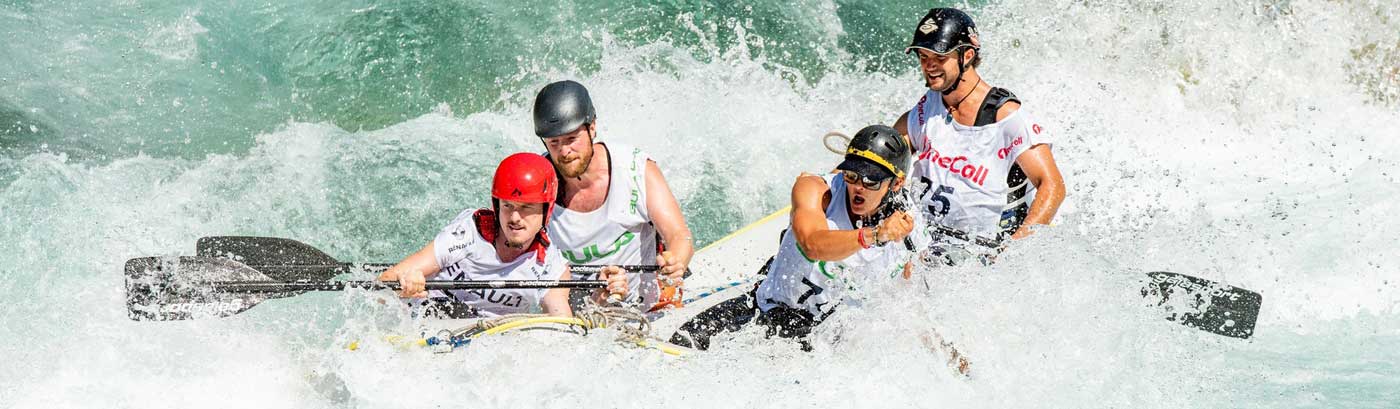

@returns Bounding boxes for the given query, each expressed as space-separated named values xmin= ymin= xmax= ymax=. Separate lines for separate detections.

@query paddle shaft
xmin=195 ymin=236 xmax=669 ymax=286
xmin=930 ymin=224 xmax=1004 ymax=249
xmin=236 ymin=263 xmax=658 ymax=275
xmin=211 ymin=279 xmax=608 ymax=293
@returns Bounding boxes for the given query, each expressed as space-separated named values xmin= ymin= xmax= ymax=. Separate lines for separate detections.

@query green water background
xmin=3 ymin=0 xmax=1399 ymax=407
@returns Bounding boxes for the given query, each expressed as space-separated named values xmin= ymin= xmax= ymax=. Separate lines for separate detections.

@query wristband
xmin=857 ymin=227 xmax=872 ymax=249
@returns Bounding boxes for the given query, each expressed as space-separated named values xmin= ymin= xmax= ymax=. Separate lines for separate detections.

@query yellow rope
xmin=347 ymin=306 xmax=692 ymax=356
xmin=477 ymin=317 xmax=593 ymax=336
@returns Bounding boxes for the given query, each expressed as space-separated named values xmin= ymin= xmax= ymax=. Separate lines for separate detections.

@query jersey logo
xmin=924 ymin=148 xmax=990 ymax=186
xmin=796 ymin=277 xmax=824 ymax=304
xmin=915 ymin=94 xmax=929 ymax=127
xmin=466 ymin=289 xmax=524 ymax=308
xmin=629 ymin=148 xmax=643 ymax=215
xmin=560 ymin=231 xmax=637 ymax=264
xmin=997 ymin=136 xmax=1024 ymax=159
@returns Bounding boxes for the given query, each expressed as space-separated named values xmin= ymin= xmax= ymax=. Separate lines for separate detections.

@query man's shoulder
xmin=795 ymin=172 xmax=831 ymax=185
xmin=792 ymin=173 xmax=834 ymax=205
xmin=996 ymin=100 xmax=1022 ymax=122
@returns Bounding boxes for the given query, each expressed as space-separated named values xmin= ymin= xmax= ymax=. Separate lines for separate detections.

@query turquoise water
xmin=3 ymin=0 xmax=1399 ymax=407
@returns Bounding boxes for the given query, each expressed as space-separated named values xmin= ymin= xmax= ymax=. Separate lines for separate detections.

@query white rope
xmin=822 ymin=131 xmax=851 ymax=155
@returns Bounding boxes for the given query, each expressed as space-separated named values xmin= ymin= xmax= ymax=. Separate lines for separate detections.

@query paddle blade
xmin=197 ymin=236 xmax=344 ymax=281
xmin=125 ymin=256 xmax=273 ymax=321
xmin=1142 ymin=272 xmax=1262 ymax=339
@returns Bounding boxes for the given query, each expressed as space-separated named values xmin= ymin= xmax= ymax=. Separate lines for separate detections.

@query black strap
xmin=971 ymin=87 xmax=1031 ymax=238
xmin=974 ymin=87 xmax=1019 ymax=126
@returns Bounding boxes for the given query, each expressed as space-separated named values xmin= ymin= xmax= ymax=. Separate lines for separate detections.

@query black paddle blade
xmin=196 ymin=236 xmax=346 ymax=281
xmin=1142 ymin=271 xmax=1262 ymax=339
xmin=125 ymin=256 xmax=273 ymax=321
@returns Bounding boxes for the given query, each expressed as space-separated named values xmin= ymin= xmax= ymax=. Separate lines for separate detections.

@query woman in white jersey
xmin=892 ymin=8 xmax=1066 ymax=261
xmin=377 ymin=153 xmax=628 ymax=318
xmin=532 ymin=80 xmax=695 ymax=312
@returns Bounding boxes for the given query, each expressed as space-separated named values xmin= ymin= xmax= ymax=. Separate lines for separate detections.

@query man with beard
xmin=892 ymin=8 xmax=1066 ymax=259
xmin=532 ymin=80 xmax=694 ymax=312
xmin=378 ymin=153 xmax=628 ymax=317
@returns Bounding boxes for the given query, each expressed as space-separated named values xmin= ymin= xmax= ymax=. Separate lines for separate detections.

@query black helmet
xmin=533 ymin=80 xmax=596 ymax=138
xmin=836 ymin=125 xmax=912 ymax=181
xmin=905 ymin=8 xmax=980 ymax=56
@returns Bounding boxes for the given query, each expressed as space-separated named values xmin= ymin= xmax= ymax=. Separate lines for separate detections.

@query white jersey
xmin=429 ymin=208 xmax=566 ymax=317
xmin=905 ymin=89 xmax=1053 ymax=239
xmin=755 ymin=174 xmax=912 ymax=318
xmin=547 ymin=142 xmax=662 ymax=307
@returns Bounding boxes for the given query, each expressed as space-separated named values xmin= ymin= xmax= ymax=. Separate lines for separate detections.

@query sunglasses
xmin=841 ymin=170 xmax=889 ymax=191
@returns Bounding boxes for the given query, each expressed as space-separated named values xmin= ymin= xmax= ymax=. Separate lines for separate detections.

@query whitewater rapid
xmin=3 ymin=0 xmax=1399 ymax=407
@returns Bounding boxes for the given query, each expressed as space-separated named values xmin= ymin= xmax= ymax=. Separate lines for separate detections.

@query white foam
xmin=3 ymin=0 xmax=1399 ymax=406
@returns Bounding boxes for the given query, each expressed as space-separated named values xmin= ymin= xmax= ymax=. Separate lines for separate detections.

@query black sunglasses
xmin=841 ymin=170 xmax=889 ymax=191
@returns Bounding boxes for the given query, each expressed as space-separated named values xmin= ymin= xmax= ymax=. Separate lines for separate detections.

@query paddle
xmin=195 ymin=236 xmax=658 ymax=281
xmin=125 ymin=256 xmax=607 ymax=322
xmin=928 ymin=224 xmax=1004 ymax=249
xmin=196 ymin=236 xmax=353 ymax=281
xmin=928 ymin=224 xmax=1263 ymax=339
xmin=1141 ymin=271 xmax=1262 ymax=339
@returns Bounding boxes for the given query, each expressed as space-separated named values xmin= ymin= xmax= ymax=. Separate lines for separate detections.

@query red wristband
xmin=857 ymin=227 xmax=872 ymax=249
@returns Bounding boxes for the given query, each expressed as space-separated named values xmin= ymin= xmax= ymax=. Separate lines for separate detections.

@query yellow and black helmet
xmin=836 ymin=125 xmax=912 ymax=181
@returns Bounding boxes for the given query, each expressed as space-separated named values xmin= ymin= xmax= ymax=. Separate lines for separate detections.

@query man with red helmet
xmin=378 ymin=153 xmax=629 ymax=317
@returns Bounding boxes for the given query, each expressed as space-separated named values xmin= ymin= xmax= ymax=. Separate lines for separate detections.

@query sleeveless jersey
xmin=905 ymin=89 xmax=1053 ymax=240
xmin=429 ymin=208 xmax=566 ymax=317
xmin=755 ymin=174 xmax=913 ymax=318
xmin=547 ymin=142 xmax=662 ymax=307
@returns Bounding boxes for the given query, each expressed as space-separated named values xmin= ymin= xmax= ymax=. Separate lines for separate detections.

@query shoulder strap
xmin=972 ymin=88 xmax=1029 ymax=238
xmin=472 ymin=208 xmax=498 ymax=243
xmin=974 ymin=87 xmax=1020 ymax=126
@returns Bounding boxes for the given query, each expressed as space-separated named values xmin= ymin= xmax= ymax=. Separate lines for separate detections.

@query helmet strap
xmin=490 ymin=198 xmax=504 ymax=239
xmin=941 ymin=48 xmax=968 ymax=96
xmin=582 ymin=123 xmax=598 ymax=174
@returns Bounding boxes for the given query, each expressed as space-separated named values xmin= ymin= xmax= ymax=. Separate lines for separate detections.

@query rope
xmin=402 ymin=299 xmax=685 ymax=355
xmin=355 ymin=288 xmax=715 ymax=355
xmin=823 ymin=131 xmax=851 ymax=155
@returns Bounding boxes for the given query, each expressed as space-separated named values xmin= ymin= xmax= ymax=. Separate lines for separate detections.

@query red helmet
xmin=492 ymin=152 xmax=558 ymax=209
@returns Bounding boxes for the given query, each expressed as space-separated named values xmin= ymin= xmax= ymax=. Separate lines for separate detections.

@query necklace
xmin=946 ymin=78 xmax=984 ymax=114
